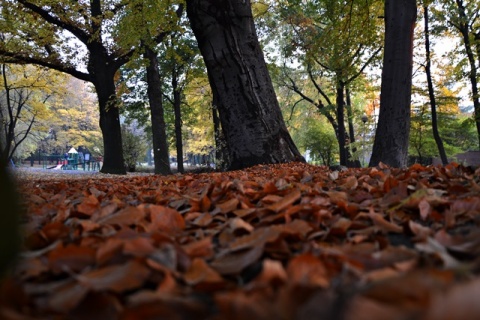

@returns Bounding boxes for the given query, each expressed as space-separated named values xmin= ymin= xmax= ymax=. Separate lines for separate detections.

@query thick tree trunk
xmin=186 ymin=0 xmax=304 ymax=170
xmin=423 ymin=4 xmax=448 ymax=165
xmin=89 ymin=47 xmax=126 ymax=175
xmin=369 ymin=0 xmax=416 ymax=167
xmin=172 ymin=71 xmax=184 ymax=174
xmin=144 ymin=46 xmax=172 ymax=175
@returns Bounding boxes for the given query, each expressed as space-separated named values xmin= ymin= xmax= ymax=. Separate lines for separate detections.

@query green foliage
xmin=409 ymin=101 xmax=476 ymax=160
xmin=298 ymin=118 xmax=338 ymax=166
xmin=121 ymin=124 xmax=148 ymax=172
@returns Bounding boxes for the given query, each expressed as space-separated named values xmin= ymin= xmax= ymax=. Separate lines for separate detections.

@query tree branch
xmin=0 ymin=50 xmax=91 ymax=82
xmin=17 ymin=0 xmax=90 ymax=45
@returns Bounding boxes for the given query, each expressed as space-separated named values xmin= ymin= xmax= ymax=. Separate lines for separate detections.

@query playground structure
xmin=41 ymin=147 xmax=101 ymax=171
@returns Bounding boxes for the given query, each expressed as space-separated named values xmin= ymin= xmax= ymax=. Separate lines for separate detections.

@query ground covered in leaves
xmin=1 ymin=162 xmax=480 ymax=319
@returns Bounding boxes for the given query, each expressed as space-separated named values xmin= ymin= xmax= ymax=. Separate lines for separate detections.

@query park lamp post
xmin=361 ymin=114 xmax=368 ymax=167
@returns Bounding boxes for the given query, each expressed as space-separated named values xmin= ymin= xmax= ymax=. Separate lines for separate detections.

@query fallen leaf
xmin=287 ymin=253 xmax=329 ymax=288
xmin=48 ymin=244 xmax=96 ymax=274
xmin=98 ymin=206 xmax=144 ymax=226
xmin=77 ymin=260 xmax=151 ymax=293
xmin=267 ymin=189 xmax=301 ymax=213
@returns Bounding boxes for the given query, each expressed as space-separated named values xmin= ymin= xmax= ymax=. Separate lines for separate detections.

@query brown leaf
xmin=287 ymin=253 xmax=329 ymax=288
xmin=147 ymin=205 xmax=185 ymax=233
xmin=77 ymin=260 xmax=151 ymax=293
xmin=216 ymin=198 xmax=239 ymax=214
xmin=408 ymin=220 xmax=432 ymax=241
xmin=96 ymin=238 xmax=124 ymax=266
xmin=48 ymin=244 xmax=96 ymax=274
xmin=183 ymin=258 xmax=224 ymax=288
xmin=77 ymin=194 xmax=100 ymax=216
xmin=182 ymin=237 xmax=214 ymax=259
xmin=98 ymin=206 xmax=144 ymax=226
xmin=342 ymin=176 xmax=358 ymax=190
xmin=426 ymin=277 xmax=480 ymax=320
xmin=210 ymin=244 xmax=264 ymax=275
xmin=418 ymin=199 xmax=432 ymax=220
xmin=123 ymin=237 xmax=157 ymax=257
xmin=367 ymin=208 xmax=403 ymax=233
xmin=267 ymin=189 xmax=301 ymax=212
xmin=48 ymin=280 xmax=89 ymax=313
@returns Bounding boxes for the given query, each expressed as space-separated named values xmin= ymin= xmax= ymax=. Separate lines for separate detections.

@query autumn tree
xmin=114 ymin=0 xmax=184 ymax=175
xmin=42 ymin=77 xmax=102 ymax=157
xmin=185 ymin=0 xmax=304 ymax=170
xmin=266 ymin=0 xmax=383 ymax=167
xmin=0 ymin=64 xmax=63 ymax=164
xmin=0 ymin=1 xmax=129 ymax=173
xmin=438 ymin=0 xmax=480 ymax=150
xmin=0 ymin=1 xmax=181 ymax=174
xmin=369 ymin=0 xmax=417 ymax=167
xmin=421 ymin=1 xmax=448 ymax=165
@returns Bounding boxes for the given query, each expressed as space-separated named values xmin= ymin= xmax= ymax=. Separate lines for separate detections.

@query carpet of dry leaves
xmin=1 ymin=162 xmax=480 ymax=319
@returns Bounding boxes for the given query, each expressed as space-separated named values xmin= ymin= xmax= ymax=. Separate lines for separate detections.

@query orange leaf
xmin=76 ymin=194 xmax=100 ymax=216
xmin=147 ymin=205 xmax=185 ymax=233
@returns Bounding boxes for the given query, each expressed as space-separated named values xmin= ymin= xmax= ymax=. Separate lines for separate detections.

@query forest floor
xmin=1 ymin=162 xmax=480 ymax=319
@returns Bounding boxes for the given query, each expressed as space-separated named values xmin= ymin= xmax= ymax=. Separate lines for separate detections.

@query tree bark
xmin=186 ymin=0 xmax=304 ymax=170
xmin=423 ymin=3 xmax=448 ymax=165
xmin=369 ymin=0 xmax=417 ymax=167
xmin=87 ymin=1 xmax=126 ymax=174
xmin=345 ymin=88 xmax=361 ymax=168
xmin=212 ymin=103 xmax=230 ymax=170
xmin=87 ymin=43 xmax=126 ymax=175
xmin=336 ymin=83 xmax=348 ymax=166
xmin=172 ymin=69 xmax=184 ymax=174
xmin=144 ymin=46 xmax=172 ymax=175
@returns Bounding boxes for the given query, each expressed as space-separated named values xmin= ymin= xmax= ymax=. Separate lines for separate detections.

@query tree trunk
xmin=172 ymin=70 xmax=184 ymax=174
xmin=186 ymin=0 xmax=304 ymax=170
xmin=369 ymin=0 xmax=416 ymax=167
xmin=336 ymin=83 xmax=348 ymax=166
xmin=87 ymin=43 xmax=125 ymax=174
xmin=454 ymin=0 xmax=480 ymax=150
xmin=144 ymin=46 xmax=172 ymax=175
xmin=0 ymin=162 xmax=20 ymax=275
xmin=345 ymin=87 xmax=361 ymax=168
xmin=423 ymin=3 xmax=448 ymax=165
xmin=212 ymin=103 xmax=230 ymax=170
